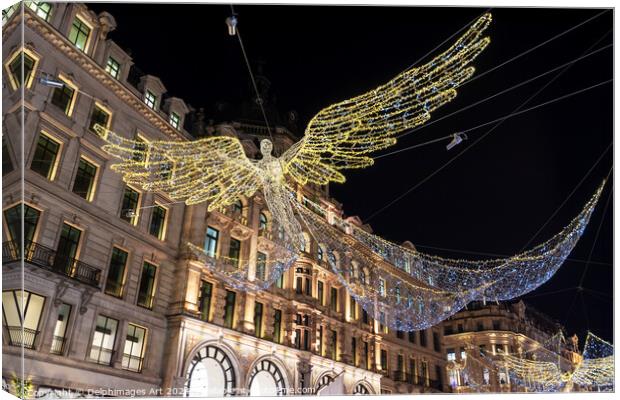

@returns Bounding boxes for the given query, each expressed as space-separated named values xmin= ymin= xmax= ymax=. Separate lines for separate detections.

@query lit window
xmin=2 ymin=5 xmax=19 ymax=24
xmin=4 ymin=203 xmax=40 ymax=244
xmin=198 ymin=280 xmax=213 ymax=321
xmin=137 ymin=261 xmax=157 ymax=309
xmin=105 ymin=247 xmax=128 ymax=297
xmin=51 ymin=303 xmax=71 ymax=354
xmin=144 ymin=90 xmax=156 ymax=109
xmin=317 ymin=246 xmax=323 ymax=262
xmin=204 ymin=226 xmax=219 ymax=258
xmin=256 ymin=252 xmax=267 ymax=281
xmin=378 ymin=278 xmax=386 ymax=297
xmin=5 ymin=50 xmax=38 ymax=90
xmin=50 ymin=76 xmax=77 ymax=116
xmin=380 ymin=349 xmax=388 ymax=371
xmin=254 ymin=301 xmax=263 ymax=338
xmin=169 ymin=112 xmax=180 ymax=129
xmin=228 ymin=238 xmax=241 ymax=267
xmin=446 ymin=348 xmax=456 ymax=361
xmin=89 ymin=315 xmax=118 ymax=365
xmin=223 ymin=290 xmax=236 ymax=329
xmin=72 ymin=157 xmax=98 ymax=201
xmin=122 ymin=324 xmax=147 ymax=372
xmin=105 ymin=57 xmax=120 ymax=79
xmin=89 ymin=103 xmax=111 ymax=131
xmin=232 ymin=200 xmax=243 ymax=214
xmin=2 ymin=290 xmax=46 ymax=349
xmin=68 ymin=16 xmax=91 ymax=52
xmin=30 ymin=133 xmax=60 ymax=179
xmin=55 ymin=223 xmax=82 ymax=274
xmin=259 ymin=212 xmax=268 ymax=232
xmin=330 ymin=287 xmax=338 ymax=312
xmin=26 ymin=2 xmax=52 ymax=21
xmin=120 ymin=186 xmax=140 ymax=225
xmin=149 ymin=204 xmax=167 ymax=240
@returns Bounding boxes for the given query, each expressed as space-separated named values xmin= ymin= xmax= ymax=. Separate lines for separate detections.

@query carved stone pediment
xmin=230 ymin=223 xmax=253 ymax=240
xmin=257 ymin=236 xmax=276 ymax=253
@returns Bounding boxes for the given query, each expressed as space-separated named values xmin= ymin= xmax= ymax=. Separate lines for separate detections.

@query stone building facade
xmin=2 ymin=3 xmax=448 ymax=396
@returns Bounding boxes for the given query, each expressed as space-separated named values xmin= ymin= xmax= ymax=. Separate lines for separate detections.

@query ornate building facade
xmin=2 ymin=3 xmax=448 ymax=396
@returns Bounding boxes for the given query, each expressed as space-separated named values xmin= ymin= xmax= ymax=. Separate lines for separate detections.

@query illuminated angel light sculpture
xmin=95 ymin=12 xmax=603 ymax=330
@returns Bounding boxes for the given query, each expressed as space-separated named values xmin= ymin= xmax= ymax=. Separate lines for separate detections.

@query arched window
xmin=248 ymin=359 xmax=286 ymax=396
xmin=259 ymin=212 xmax=268 ymax=232
xmin=353 ymin=383 xmax=371 ymax=395
xmin=232 ymin=200 xmax=243 ymax=214
xmin=315 ymin=374 xmax=334 ymax=391
xmin=185 ymin=346 xmax=236 ymax=397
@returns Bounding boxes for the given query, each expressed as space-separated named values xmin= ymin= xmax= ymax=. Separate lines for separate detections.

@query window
xmin=256 ymin=252 xmax=267 ymax=281
xmin=273 ymin=309 xmax=282 ymax=343
xmin=421 ymin=361 xmax=429 ymax=386
xmin=295 ymin=276 xmax=303 ymax=295
xmin=492 ymin=320 xmax=501 ymax=331
xmin=4 ymin=203 xmax=40 ymax=244
xmin=3 ymin=138 xmax=13 ymax=175
xmin=2 ymin=4 xmax=18 ymax=23
xmin=258 ymin=212 xmax=268 ymax=232
xmin=89 ymin=315 xmax=118 ymax=365
xmin=330 ymin=330 xmax=338 ymax=359
xmin=105 ymin=248 xmax=128 ymax=297
xmin=330 ymin=287 xmax=338 ymax=312
xmin=419 ymin=330 xmax=427 ymax=347
xmin=317 ymin=246 xmax=323 ymax=262
xmin=351 ymin=337 xmax=357 ymax=366
xmin=198 ymin=280 xmax=213 ymax=321
xmin=362 ymin=309 xmax=369 ymax=325
xmin=5 ymin=50 xmax=38 ymax=90
xmin=50 ymin=77 xmax=76 ymax=115
xmin=204 ymin=226 xmax=219 ymax=258
xmin=446 ymin=348 xmax=456 ymax=361
xmin=410 ymin=359 xmax=417 ymax=383
xmin=397 ymin=355 xmax=404 ymax=379
xmin=444 ymin=325 xmax=454 ymax=335
xmin=169 ymin=112 xmax=180 ymax=129
xmin=364 ymin=341 xmax=370 ymax=369
xmin=477 ymin=322 xmax=484 ymax=331
xmin=132 ymin=136 xmax=147 ymax=162
xmin=232 ymin=200 xmax=243 ymax=214
xmin=460 ymin=347 xmax=467 ymax=360
xmin=51 ymin=303 xmax=71 ymax=354
xmin=30 ymin=133 xmax=60 ymax=179
xmin=89 ymin=103 xmax=111 ymax=131
xmin=144 ymin=90 xmax=157 ymax=109
xmin=275 ymin=272 xmax=283 ymax=289
xmin=305 ymin=277 xmax=311 ymax=296
xmin=317 ymin=281 xmax=324 ymax=306
xmin=120 ymin=186 xmax=140 ymax=224
xmin=349 ymin=295 xmax=357 ymax=319
xmin=396 ymin=330 xmax=404 ymax=340
xmin=457 ymin=323 xmax=464 ymax=333
xmin=433 ymin=331 xmax=441 ymax=352
xmin=105 ymin=57 xmax=120 ymax=79
xmin=123 ymin=324 xmax=147 ymax=372
xmin=223 ymin=290 xmax=236 ymax=329
xmin=55 ymin=223 xmax=82 ymax=274
xmin=408 ymin=330 xmax=416 ymax=344
xmin=254 ymin=302 xmax=263 ymax=338
xmin=228 ymin=238 xmax=241 ymax=267
xmin=68 ymin=16 xmax=91 ymax=52
xmin=137 ymin=262 xmax=157 ymax=309
xmin=2 ymin=290 xmax=46 ymax=349
xmin=72 ymin=157 xmax=98 ymax=201
xmin=380 ymin=349 xmax=388 ymax=372
xmin=149 ymin=204 xmax=167 ymax=240
xmin=26 ymin=2 xmax=52 ymax=21
xmin=378 ymin=278 xmax=386 ymax=297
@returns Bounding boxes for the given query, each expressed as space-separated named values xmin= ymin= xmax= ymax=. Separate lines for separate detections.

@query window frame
xmin=104 ymin=246 xmax=129 ymax=298
xmin=136 ymin=260 xmax=158 ymax=310
xmin=105 ymin=56 xmax=121 ymax=79
xmin=50 ymin=74 xmax=79 ymax=116
xmin=119 ymin=185 xmax=141 ymax=225
xmin=88 ymin=101 xmax=113 ymax=132
xmin=144 ymin=90 xmax=157 ymax=109
xmin=204 ymin=226 xmax=219 ymax=258
xmin=71 ymin=155 xmax=99 ymax=202
xmin=4 ymin=47 xmax=40 ymax=90
xmin=148 ymin=202 xmax=168 ymax=240
xmin=68 ymin=14 xmax=93 ymax=53
xmin=30 ymin=131 xmax=63 ymax=180
xmin=122 ymin=323 xmax=148 ymax=373
xmin=26 ymin=2 xmax=53 ymax=21
xmin=169 ymin=112 xmax=180 ymax=129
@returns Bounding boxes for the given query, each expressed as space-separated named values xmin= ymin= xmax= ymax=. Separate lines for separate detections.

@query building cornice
xmin=23 ymin=10 xmax=189 ymax=141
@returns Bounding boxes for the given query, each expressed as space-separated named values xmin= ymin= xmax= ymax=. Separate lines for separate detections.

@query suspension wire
xmin=410 ymin=244 xmax=611 ymax=266
xmin=379 ymin=79 xmax=612 ymax=160
xmin=386 ymin=39 xmax=612 ymax=147
xmin=519 ymin=150 xmax=612 ymax=251
xmin=577 ymin=179 xmax=613 ymax=287
xmin=398 ymin=8 xmax=492 ymax=74
xmin=365 ymin=77 xmax=611 ymax=222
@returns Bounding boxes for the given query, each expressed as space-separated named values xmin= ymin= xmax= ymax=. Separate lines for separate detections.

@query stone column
xmin=184 ymin=263 xmax=203 ymax=314
xmin=263 ymin=302 xmax=276 ymax=341
xmin=242 ymin=292 xmax=256 ymax=334
xmin=212 ymin=283 xmax=228 ymax=326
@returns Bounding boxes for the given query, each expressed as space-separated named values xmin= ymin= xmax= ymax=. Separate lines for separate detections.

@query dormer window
xmin=26 ymin=2 xmax=52 ymax=21
xmin=69 ymin=16 xmax=92 ymax=53
xmin=105 ymin=57 xmax=121 ymax=79
xmin=144 ymin=91 xmax=157 ymax=109
xmin=169 ymin=112 xmax=180 ymax=129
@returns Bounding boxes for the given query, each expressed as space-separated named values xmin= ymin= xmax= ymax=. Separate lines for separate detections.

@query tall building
xmin=2 ymin=3 xmax=447 ymax=396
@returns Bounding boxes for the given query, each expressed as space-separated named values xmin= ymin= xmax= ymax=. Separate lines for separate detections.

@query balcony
xmin=50 ymin=335 xmax=66 ymax=354
xmin=4 ymin=326 xmax=39 ymax=349
xmin=3 ymin=241 xmax=102 ymax=288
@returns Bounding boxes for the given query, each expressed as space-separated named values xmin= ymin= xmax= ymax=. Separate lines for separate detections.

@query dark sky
xmin=89 ymin=3 xmax=613 ymax=343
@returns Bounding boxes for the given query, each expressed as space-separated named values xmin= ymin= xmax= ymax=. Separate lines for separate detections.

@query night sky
xmin=88 ymin=3 xmax=613 ymax=343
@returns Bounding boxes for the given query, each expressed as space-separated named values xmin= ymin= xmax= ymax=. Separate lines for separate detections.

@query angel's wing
xmin=94 ymin=125 xmax=261 ymax=209
xmin=282 ymin=13 xmax=492 ymax=185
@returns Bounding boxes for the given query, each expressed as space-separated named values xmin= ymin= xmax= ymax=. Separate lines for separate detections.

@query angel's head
xmin=260 ymin=139 xmax=273 ymax=157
